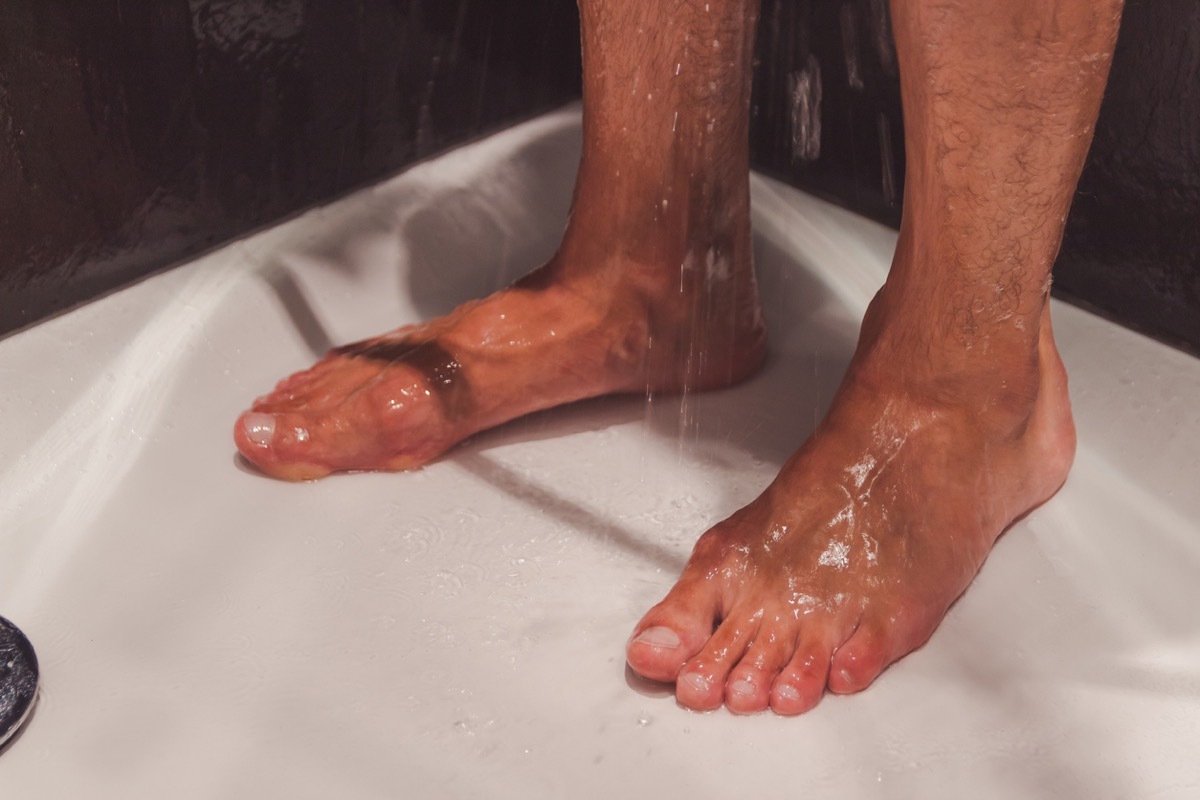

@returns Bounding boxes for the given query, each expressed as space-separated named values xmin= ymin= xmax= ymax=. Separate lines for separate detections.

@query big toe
xmin=626 ymin=598 xmax=715 ymax=684
xmin=234 ymin=410 xmax=335 ymax=481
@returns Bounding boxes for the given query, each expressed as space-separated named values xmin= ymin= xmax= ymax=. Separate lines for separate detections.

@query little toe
xmin=828 ymin=624 xmax=891 ymax=695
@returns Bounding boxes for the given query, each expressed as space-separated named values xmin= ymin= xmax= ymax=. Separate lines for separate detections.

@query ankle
xmin=853 ymin=291 xmax=1052 ymax=435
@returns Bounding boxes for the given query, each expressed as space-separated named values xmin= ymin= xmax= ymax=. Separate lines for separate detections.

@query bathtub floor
xmin=2 ymin=108 xmax=1199 ymax=798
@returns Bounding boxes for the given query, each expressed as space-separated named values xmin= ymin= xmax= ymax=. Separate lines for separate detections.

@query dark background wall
xmin=1 ymin=0 xmax=1197 ymax=354
xmin=0 ymin=0 xmax=581 ymax=334
xmin=1058 ymin=0 xmax=1200 ymax=354
xmin=751 ymin=0 xmax=904 ymax=229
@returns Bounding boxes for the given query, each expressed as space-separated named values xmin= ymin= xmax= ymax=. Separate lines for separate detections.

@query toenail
xmin=243 ymin=413 xmax=276 ymax=447
xmin=632 ymin=626 xmax=681 ymax=649
xmin=729 ymin=678 xmax=756 ymax=696
xmin=681 ymin=672 xmax=710 ymax=694
xmin=775 ymin=683 xmax=801 ymax=702
xmin=838 ymin=668 xmax=855 ymax=688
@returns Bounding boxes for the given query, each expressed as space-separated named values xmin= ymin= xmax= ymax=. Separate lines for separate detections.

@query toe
xmin=675 ymin=608 xmax=763 ymax=711
xmin=234 ymin=410 xmax=333 ymax=480
xmin=828 ymin=623 xmax=891 ymax=695
xmin=626 ymin=588 xmax=719 ymax=685
xmin=725 ymin=614 xmax=796 ymax=714
xmin=235 ymin=360 xmax=448 ymax=480
xmin=254 ymin=358 xmax=385 ymax=414
xmin=724 ymin=668 xmax=773 ymax=714
xmin=770 ymin=628 xmax=835 ymax=716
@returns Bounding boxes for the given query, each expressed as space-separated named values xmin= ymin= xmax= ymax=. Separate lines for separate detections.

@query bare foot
xmin=234 ymin=252 xmax=766 ymax=480
xmin=625 ymin=302 xmax=1076 ymax=714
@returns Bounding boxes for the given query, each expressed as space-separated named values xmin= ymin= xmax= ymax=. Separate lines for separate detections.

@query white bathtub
xmin=1 ymin=107 xmax=1198 ymax=798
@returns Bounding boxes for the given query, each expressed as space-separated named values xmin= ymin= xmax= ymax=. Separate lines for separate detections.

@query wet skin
xmin=626 ymin=301 xmax=1076 ymax=713
xmin=235 ymin=261 xmax=767 ymax=481
xmin=235 ymin=0 xmax=1122 ymax=712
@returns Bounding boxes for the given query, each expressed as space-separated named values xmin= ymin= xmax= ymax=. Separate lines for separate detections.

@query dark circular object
xmin=0 ymin=616 xmax=38 ymax=750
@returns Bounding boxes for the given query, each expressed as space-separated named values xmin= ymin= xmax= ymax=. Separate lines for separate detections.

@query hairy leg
xmin=627 ymin=0 xmax=1123 ymax=714
xmin=234 ymin=0 xmax=766 ymax=480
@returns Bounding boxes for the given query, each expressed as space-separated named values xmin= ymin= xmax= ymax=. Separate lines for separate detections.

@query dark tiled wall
xmin=751 ymin=0 xmax=904 ymax=228
xmin=0 ymin=0 xmax=581 ymax=335
xmin=2 ymin=1 xmax=1198 ymax=354
xmin=1057 ymin=1 xmax=1200 ymax=354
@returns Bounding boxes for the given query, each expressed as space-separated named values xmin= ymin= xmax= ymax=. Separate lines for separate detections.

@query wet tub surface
xmin=1 ymin=108 xmax=1198 ymax=798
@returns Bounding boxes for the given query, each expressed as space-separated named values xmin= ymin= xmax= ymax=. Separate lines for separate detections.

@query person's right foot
xmin=234 ymin=251 xmax=767 ymax=480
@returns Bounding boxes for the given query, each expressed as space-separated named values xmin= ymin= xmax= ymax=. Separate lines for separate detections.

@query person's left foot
xmin=626 ymin=303 xmax=1076 ymax=714
xmin=234 ymin=242 xmax=766 ymax=481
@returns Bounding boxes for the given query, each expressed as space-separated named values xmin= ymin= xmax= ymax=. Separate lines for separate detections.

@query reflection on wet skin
xmin=335 ymin=338 xmax=475 ymax=421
